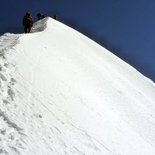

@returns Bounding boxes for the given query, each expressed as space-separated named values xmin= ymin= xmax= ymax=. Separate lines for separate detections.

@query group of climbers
xmin=22 ymin=12 xmax=58 ymax=33
xmin=22 ymin=12 xmax=45 ymax=33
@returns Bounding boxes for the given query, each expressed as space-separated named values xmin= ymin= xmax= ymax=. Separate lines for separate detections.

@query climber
xmin=37 ymin=13 xmax=45 ymax=20
xmin=23 ymin=12 xmax=33 ymax=33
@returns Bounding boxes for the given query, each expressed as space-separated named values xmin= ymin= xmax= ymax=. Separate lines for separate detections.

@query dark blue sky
xmin=1 ymin=0 xmax=155 ymax=81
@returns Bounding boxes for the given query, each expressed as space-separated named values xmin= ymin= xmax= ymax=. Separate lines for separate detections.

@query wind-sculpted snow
xmin=0 ymin=17 xmax=155 ymax=155
xmin=31 ymin=17 xmax=49 ymax=33
xmin=0 ymin=33 xmax=20 ymax=56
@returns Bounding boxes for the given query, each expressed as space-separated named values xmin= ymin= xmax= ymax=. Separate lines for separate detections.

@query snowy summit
xmin=0 ymin=17 xmax=155 ymax=155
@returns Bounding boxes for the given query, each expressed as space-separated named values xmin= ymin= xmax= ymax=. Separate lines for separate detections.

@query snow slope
xmin=0 ymin=17 xmax=155 ymax=155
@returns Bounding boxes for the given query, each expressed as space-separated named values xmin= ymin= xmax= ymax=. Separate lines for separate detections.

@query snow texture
xmin=0 ymin=17 xmax=155 ymax=155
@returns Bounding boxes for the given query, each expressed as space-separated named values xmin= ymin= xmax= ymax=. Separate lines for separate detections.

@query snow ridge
xmin=0 ymin=17 xmax=155 ymax=155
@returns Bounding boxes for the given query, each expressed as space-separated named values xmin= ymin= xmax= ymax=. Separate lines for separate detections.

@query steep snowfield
xmin=0 ymin=17 xmax=155 ymax=155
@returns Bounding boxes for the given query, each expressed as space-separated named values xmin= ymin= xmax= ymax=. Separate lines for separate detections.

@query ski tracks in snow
xmin=26 ymin=47 xmax=43 ymax=121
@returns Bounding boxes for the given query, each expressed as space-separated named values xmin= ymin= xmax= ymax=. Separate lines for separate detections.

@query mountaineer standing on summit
xmin=23 ymin=12 xmax=33 ymax=33
xmin=37 ymin=13 xmax=45 ymax=20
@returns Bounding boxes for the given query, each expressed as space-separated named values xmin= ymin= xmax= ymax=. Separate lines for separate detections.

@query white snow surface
xmin=0 ymin=17 xmax=155 ymax=155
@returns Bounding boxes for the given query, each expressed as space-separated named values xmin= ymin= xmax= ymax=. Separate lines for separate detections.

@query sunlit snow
xmin=0 ymin=17 xmax=155 ymax=155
